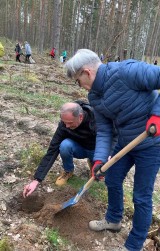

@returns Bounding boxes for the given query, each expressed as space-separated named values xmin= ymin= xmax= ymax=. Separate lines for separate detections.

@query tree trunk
xmin=38 ymin=0 xmax=47 ymax=53
xmin=70 ymin=0 xmax=77 ymax=55
xmin=88 ymin=0 xmax=95 ymax=50
xmin=52 ymin=0 xmax=62 ymax=57
xmin=95 ymin=0 xmax=105 ymax=53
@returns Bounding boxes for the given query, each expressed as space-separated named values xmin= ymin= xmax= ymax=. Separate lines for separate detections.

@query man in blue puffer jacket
xmin=65 ymin=49 xmax=160 ymax=251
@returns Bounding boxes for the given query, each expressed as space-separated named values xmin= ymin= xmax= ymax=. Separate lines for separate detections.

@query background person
xmin=61 ymin=50 xmax=67 ymax=62
xmin=15 ymin=42 xmax=23 ymax=62
xmin=65 ymin=49 xmax=160 ymax=251
xmin=154 ymin=59 xmax=158 ymax=65
xmin=50 ymin=47 xmax=55 ymax=59
xmin=100 ymin=53 xmax=104 ymax=62
xmin=0 ymin=42 xmax=4 ymax=57
xmin=23 ymin=100 xmax=96 ymax=197
xmin=24 ymin=41 xmax=32 ymax=63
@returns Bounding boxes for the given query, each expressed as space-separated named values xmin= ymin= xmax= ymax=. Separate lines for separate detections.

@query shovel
xmin=59 ymin=127 xmax=156 ymax=212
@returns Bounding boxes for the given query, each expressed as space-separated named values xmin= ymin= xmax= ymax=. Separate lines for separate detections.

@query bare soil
xmin=0 ymin=57 xmax=160 ymax=251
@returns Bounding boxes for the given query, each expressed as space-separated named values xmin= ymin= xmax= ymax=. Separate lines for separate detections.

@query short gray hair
xmin=64 ymin=49 xmax=101 ymax=78
xmin=60 ymin=102 xmax=83 ymax=117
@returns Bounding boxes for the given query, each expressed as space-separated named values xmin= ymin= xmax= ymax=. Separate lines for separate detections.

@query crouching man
xmin=23 ymin=101 xmax=96 ymax=197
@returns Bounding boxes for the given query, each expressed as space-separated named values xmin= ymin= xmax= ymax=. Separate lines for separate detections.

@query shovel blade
xmin=62 ymin=186 xmax=85 ymax=210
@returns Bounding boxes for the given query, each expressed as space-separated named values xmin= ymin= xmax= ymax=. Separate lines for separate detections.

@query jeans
xmin=59 ymin=138 xmax=95 ymax=172
xmin=105 ymin=144 xmax=160 ymax=251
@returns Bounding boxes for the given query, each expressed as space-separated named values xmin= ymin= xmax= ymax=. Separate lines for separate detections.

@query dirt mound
xmin=8 ymin=186 xmax=116 ymax=250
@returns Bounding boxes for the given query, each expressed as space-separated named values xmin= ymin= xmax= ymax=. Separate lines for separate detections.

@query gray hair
xmin=64 ymin=49 xmax=101 ymax=78
xmin=60 ymin=102 xmax=83 ymax=117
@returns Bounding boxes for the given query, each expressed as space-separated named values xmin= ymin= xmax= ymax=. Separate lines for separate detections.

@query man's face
xmin=61 ymin=112 xmax=83 ymax=130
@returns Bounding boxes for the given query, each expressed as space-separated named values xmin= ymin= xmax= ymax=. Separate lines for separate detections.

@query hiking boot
xmin=55 ymin=171 xmax=73 ymax=186
xmin=89 ymin=218 xmax=121 ymax=232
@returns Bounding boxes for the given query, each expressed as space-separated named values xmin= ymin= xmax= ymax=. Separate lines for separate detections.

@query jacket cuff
xmin=34 ymin=177 xmax=42 ymax=182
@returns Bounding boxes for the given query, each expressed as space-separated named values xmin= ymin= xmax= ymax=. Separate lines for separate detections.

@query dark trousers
xmin=16 ymin=54 xmax=21 ymax=62
xmin=25 ymin=54 xmax=31 ymax=63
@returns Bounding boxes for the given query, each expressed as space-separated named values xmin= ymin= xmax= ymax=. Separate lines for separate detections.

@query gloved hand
xmin=146 ymin=115 xmax=160 ymax=136
xmin=91 ymin=160 xmax=105 ymax=181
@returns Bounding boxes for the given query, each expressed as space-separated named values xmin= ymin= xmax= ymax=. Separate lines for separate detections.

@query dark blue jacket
xmin=88 ymin=60 xmax=160 ymax=163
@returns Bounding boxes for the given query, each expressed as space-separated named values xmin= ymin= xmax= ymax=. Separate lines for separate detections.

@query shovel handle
xmin=100 ymin=131 xmax=147 ymax=173
xmin=83 ymin=126 xmax=156 ymax=192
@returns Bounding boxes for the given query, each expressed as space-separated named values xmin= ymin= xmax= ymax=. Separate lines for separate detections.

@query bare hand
xmin=23 ymin=180 xmax=39 ymax=198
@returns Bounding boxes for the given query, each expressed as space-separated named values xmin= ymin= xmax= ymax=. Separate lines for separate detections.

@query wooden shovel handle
xmin=100 ymin=131 xmax=147 ymax=173
xmin=83 ymin=126 xmax=156 ymax=192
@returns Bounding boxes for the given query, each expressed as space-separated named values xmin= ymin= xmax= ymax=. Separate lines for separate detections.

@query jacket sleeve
xmin=93 ymin=110 xmax=113 ymax=163
xmin=34 ymin=123 xmax=65 ymax=181
xmin=122 ymin=61 xmax=160 ymax=115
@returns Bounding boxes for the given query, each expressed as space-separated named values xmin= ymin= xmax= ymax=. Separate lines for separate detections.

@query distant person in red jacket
xmin=50 ymin=47 xmax=55 ymax=59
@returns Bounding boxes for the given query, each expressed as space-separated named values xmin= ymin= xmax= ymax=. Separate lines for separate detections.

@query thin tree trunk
xmin=88 ymin=0 xmax=95 ymax=50
xmin=52 ymin=0 xmax=62 ymax=57
xmin=95 ymin=0 xmax=105 ymax=52
xmin=38 ymin=0 xmax=47 ymax=53
xmin=75 ymin=0 xmax=82 ymax=51
xmin=23 ymin=0 xmax=28 ymax=41
xmin=71 ymin=0 xmax=77 ymax=55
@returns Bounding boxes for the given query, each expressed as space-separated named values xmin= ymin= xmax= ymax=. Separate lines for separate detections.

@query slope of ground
xmin=0 ymin=56 xmax=160 ymax=251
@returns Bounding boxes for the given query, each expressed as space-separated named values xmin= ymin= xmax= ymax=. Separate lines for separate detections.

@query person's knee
xmin=133 ymin=190 xmax=152 ymax=206
xmin=59 ymin=139 xmax=73 ymax=157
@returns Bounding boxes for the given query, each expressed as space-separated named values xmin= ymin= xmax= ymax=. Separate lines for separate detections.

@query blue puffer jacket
xmin=88 ymin=59 xmax=160 ymax=163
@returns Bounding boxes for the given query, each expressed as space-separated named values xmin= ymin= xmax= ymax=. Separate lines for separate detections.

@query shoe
xmin=55 ymin=171 xmax=73 ymax=186
xmin=89 ymin=218 xmax=121 ymax=232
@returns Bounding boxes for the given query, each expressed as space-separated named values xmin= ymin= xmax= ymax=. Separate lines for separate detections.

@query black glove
xmin=92 ymin=161 xmax=105 ymax=181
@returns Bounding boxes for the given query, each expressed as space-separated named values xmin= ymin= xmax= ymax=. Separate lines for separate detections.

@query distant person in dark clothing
xmin=154 ymin=60 xmax=158 ymax=65
xmin=15 ymin=42 xmax=23 ymax=62
xmin=115 ymin=56 xmax=120 ymax=62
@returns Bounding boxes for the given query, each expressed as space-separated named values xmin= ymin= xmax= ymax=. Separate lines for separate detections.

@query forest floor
xmin=0 ymin=54 xmax=160 ymax=251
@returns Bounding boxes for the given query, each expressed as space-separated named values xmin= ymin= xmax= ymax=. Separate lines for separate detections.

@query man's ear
xmin=83 ymin=68 xmax=91 ymax=77
xmin=84 ymin=68 xmax=96 ymax=83
xmin=79 ymin=113 xmax=84 ymax=122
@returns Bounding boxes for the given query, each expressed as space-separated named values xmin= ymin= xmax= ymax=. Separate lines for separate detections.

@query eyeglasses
xmin=75 ymin=70 xmax=84 ymax=86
